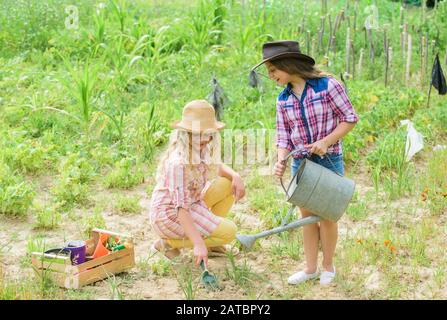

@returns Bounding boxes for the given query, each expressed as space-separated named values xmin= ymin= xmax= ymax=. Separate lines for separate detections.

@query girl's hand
xmin=231 ymin=174 xmax=246 ymax=202
xmin=274 ymin=160 xmax=287 ymax=177
xmin=193 ymin=242 xmax=208 ymax=266
xmin=305 ymin=140 xmax=330 ymax=157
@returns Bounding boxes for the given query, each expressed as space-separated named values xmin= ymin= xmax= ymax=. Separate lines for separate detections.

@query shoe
xmin=320 ymin=266 xmax=336 ymax=285
xmin=152 ymin=239 xmax=180 ymax=260
xmin=208 ymin=245 xmax=240 ymax=257
xmin=287 ymin=270 xmax=319 ymax=285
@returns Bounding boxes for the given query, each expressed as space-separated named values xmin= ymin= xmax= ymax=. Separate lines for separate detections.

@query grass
xmin=113 ymin=195 xmax=142 ymax=215
xmin=0 ymin=0 xmax=447 ymax=300
xmin=174 ymin=265 xmax=200 ymax=300
xmin=32 ymin=201 xmax=62 ymax=230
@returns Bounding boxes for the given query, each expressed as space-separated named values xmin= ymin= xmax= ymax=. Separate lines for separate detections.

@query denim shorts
xmin=291 ymin=153 xmax=345 ymax=177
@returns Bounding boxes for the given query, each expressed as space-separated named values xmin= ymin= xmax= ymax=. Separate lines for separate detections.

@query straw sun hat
xmin=171 ymin=100 xmax=225 ymax=133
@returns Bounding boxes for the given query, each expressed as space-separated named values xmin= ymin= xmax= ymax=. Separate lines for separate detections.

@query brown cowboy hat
xmin=251 ymin=40 xmax=315 ymax=71
xmin=171 ymin=100 xmax=225 ymax=133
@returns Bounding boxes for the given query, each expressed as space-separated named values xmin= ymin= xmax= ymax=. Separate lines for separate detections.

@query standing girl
xmin=252 ymin=41 xmax=359 ymax=285
xmin=150 ymin=100 xmax=245 ymax=268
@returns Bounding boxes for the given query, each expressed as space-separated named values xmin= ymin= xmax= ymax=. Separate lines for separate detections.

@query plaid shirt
xmin=276 ymin=77 xmax=359 ymax=158
xmin=150 ymin=155 xmax=221 ymax=239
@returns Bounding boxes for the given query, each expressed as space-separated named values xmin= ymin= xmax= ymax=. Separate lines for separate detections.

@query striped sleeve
xmin=276 ymin=99 xmax=293 ymax=151
xmin=326 ymin=77 xmax=359 ymax=123
xmin=166 ymin=163 xmax=191 ymax=210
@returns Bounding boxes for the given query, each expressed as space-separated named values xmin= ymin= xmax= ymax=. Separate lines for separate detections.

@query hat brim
xmin=171 ymin=120 xmax=225 ymax=132
xmin=251 ymin=52 xmax=315 ymax=71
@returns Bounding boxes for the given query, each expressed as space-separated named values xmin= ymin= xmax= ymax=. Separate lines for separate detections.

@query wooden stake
xmin=425 ymin=32 xmax=429 ymax=75
xmin=322 ymin=0 xmax=327 ymax=15
xmin=318 ymin=16 xmax=325 ymax=53
xmin=346 ymin=27 xmax=351 ymax=75
xmin=350 ymin=40 xmax=355 ymax=79
xmin=353 ymin=0 xmax=358 ymax=31
xmin=331 ymin=35 xmax=336 ymax=55
xmin=422 ymin=0 xmax=426 ymax=25
xmin=385 ymin=44 xmax=389 ymax=87
xmin=301 ymin=1 xmax=307 ymax=34
xmin=400 ymin=6 xmax=404 ymax=29
xmin=421 ymin=36 xmax=427 ymax=87
xmin=406 ymin=34 xmax=412 ymax=83
xmin=333 ymin=12 xmax=340 ymax=34
xmin=403 ymin=23 xmax=408 ymax=60
xmin=367 ymin=28 xmax=374 ymax=63
xmin=388 ymin=46 xmax=393 ymax=82
xmin=326 ymin=14 xmax=332 ymax=56
xmin=306 ymin=30 xmax=311 ymax=55
xmin=358 ymin=48 xmax=364 ymax=78
xmin=384 ymin=31 xmax=389 ymax=86
xmin=318 ymin=30 xmax=323 ymax=53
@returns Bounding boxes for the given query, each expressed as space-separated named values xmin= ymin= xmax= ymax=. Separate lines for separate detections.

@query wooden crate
xmin=31 ymin=228 xmax=135 ymax=289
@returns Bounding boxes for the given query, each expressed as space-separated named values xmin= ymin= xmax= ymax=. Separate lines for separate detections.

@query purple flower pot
xmin=65 ymin=240 xmax=86 ymax=265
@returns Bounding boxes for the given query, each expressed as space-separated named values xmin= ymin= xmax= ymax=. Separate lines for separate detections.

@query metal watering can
xmin=237 ymin=149 xmax=356 ymax=250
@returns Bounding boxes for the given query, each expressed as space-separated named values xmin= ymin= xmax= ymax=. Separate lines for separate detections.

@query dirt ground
xmin=0 ymin=157 xmax=445 ymax=300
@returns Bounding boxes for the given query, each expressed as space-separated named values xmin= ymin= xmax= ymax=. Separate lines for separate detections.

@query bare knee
xmin=217 ymin=177 xmax=233 ymax=195
xmin=320 ymin=220 xmax=337 ymax=229
xmin=299 ymin=207 xmax=314 ymax=218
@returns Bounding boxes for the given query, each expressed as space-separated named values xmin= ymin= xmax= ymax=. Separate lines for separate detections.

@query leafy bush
xmin=51 ymin=153 xmax=95 ymax=208
xmin=0 ymin=163 xmax=35 ymax=216
xmin=104 ymin=157 xmax=144 ymax=189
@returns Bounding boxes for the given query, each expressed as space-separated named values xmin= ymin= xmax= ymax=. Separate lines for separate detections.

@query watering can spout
xmin=236 ymin=234 xmax=256 ymax=250
xmin=236 ymin=215 xmax=321 ymax=250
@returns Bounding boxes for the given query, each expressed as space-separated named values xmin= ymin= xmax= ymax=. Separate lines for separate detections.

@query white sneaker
xmin=320 ymin=266 xmax=336 ymax=285
xmin=288 ymin=270 xmax=319 ymax=285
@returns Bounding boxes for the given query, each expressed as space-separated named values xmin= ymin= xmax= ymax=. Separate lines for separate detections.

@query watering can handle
xmin=279 ymin=149 xmax=309 ymax=197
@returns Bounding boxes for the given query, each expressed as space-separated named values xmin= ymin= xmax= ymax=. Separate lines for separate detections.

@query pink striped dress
xmin=150 ymin=155 xmax=221 ymax=239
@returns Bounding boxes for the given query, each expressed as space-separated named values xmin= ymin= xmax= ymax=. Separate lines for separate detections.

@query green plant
xmin=104 ymin=157 xmax=144 ymax=189
xmin=33 ymin=201 xmax=62 ymax=230
xmin=51 ymin=153 xmax=96 ymax=208
xmin=224 ymin=252 xmax=262 ymax=287
xmin=346 ymin=192 xmax=368 ymax=221
xmin=150 ymin=258 xmax=172 ymax=276
xmin=105 ymin=273 xmax=125 ymax=300
xmin=0 ymin=163 xmax=35 ymax=216
xmin=174 ymin=265 xmax=199 ymax=300
xmin=82 ymin=207 xmax=106 ymax=238
xmin=113 ymin=195 xmax=141 ymax=215
xmin=270 ymin=231 xmax=302 ymax=261
xmin=366 ymin=127 xmax=415 ymax=200
xmin=249 ymin=186 xmax=288 ymax=228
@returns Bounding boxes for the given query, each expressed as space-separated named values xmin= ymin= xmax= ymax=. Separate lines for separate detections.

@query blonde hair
xmin=155 ymin=129 xmax=222 ymax=186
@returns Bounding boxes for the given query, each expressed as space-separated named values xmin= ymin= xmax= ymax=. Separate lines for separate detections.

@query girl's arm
xmin=178 ymin=208 xmax=208 ymax=266
xmin=306 ymin=122 xmax=356 ymax=156
xmin=322 ymin=122 xmax=356 ymax=146
xmin=218 ymin=164 xmax=245 ymax=202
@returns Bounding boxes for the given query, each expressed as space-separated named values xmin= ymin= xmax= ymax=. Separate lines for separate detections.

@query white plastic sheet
xmin=400 ymin=120 xmax=424 ymax=161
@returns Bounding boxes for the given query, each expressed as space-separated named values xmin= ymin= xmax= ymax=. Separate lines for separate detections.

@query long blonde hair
xmin=155 ymin=129 xmax=222 ymax=185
